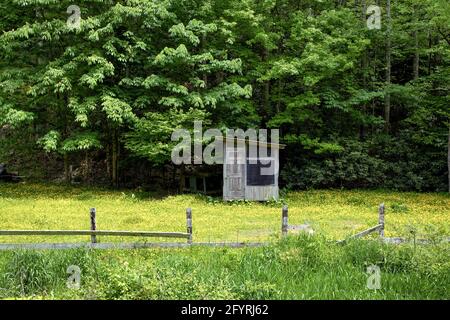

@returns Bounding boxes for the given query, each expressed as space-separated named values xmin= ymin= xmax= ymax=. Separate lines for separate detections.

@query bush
xmin=282 ymin=139 xmax=387 ymax=189
xmin=281 ymin=136 xmax=447 ymax=191
xmin=0 ymin=237 xmax=448 ymax=300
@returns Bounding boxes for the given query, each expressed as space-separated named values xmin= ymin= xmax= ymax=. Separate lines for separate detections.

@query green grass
xmin=0 ymin=183 xmax=448 ymax=243
xmin=0 ymin=236 xmax=448 ymax=299
xmin=0 ymin=183 xmax=448 ymax=300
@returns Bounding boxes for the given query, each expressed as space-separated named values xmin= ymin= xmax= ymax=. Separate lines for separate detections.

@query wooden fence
xmin=281 ymin=203 xmax=387 ymax=243
xmin=0 ymin=207 xmax=193 ymax=249
xmin=281 ymin=203 xmax=448 ymax=244
xmin=0 ymin=203 xmax=447 ymax=250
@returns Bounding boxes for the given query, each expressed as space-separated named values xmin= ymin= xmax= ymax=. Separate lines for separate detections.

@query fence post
xmin=282 ymin=205 xmax=288 ymax=237
xmin=90 ymin=208 xmax=97 ymax=244
xmin=378 ymin=203 xmax=385 ymax=238
xmin=186 ymin=208 xmax=192 ymax=244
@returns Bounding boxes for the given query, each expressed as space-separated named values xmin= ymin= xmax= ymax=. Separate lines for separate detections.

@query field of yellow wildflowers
xmin=0 ymin=183 xmax=448 ymax=243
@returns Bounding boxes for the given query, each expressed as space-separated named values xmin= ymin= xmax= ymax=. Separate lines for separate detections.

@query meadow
xmin=0 ymin=183 xmax=449 ymax=243
xmin=0 ymin=183 xmax=448 ymax=300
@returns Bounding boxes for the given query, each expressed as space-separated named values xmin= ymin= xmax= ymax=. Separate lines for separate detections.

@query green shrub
xmin=281 ymin=136 xmax=447 ymax=191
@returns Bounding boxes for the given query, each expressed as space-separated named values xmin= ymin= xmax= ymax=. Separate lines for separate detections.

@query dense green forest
xmin=0 ymin=0 xmax=449 ymax=191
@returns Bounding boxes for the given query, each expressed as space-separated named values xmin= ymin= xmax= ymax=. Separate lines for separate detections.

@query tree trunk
xmin=112 ymin=129 xmax=118 ymax=188
xmin=448 ymin=125 xmax=450 ymax=193
xmin=413 ymin=6 xmax=419 ymax=80
xmin=360 ymin=0 xmax=368 ymax=139
xmin=84 ymin=150 xmax=90 ymax=184
xmin=179 ymin=164 xmax=186 ymax=193
xmin=106 ymin=142 xmax=111 ymax=181
xmin=276 ymin=80 xmax=282 ymax=113
xmin=262 ymin=48 xmax=270 ymax=118
xmin=64 ymin=153 xmax=70 ymax=183
xmin=428 ymin=31 xmax=432 ymax=75
xmin=264 ymin=81 xmax=270 ymax=115
xmin=384 ymin=0 xmax=391 ymax=133
xmin=413 ymin=30 xmax=419 ymax=80
xmin=202 ymin=33 xmax=208 ymax=87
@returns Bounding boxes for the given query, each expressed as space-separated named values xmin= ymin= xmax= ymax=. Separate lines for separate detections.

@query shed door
xmin=224 ymin=147 xmax=245 ymax=200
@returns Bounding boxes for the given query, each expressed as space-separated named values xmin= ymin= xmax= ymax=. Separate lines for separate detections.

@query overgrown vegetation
xmin=0 ymin=236 xmax=448 ymax=299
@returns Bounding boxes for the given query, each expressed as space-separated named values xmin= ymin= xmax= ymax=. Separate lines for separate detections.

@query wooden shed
xmin=223 ymin=138 xmax=285 ymax=201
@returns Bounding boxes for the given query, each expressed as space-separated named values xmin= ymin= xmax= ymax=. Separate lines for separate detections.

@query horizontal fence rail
xmin=0 ymin=242 xmax=268 ymax=250
xmin=0 ymin=207 xmax=194 ymax=249
xmin=336 ymin=224 xmax=383 ymax=244
xmin=350 ymin=224 xmax=383 ymax=239
xmin=0 ymin=230 xmax=191 ymax=239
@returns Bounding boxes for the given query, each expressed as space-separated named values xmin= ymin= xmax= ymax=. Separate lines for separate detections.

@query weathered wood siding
xmin=223 ymin=146 xmax=246 ymax=200
xmin=244 ymin=149 xmax=279 ymax=201
xmin=223 ymin=143 xmax=280 ymax=201
xmin=245 ymin=186 xmax=279 ymax=201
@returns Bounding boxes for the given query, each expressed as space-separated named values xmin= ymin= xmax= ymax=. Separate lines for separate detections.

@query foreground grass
xmin=0 ymin=236 xmax=448 ymax=300
xmin=0 ymin=183 xmax=448 ymax=243
xmin=0 ymin=184 xmax=448 ymax=299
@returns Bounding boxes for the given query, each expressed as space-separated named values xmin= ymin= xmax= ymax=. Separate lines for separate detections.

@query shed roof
xmin=216 ymin=136 xmax=286 ymax=149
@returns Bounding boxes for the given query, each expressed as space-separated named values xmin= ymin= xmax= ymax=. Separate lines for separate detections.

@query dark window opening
xmin=246 ymin=159 xmax=275 ymax=186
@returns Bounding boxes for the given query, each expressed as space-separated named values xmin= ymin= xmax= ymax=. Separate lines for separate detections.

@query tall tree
xmin=384 ymin=0 xmax=392 ymax=132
